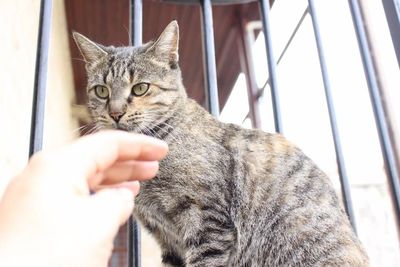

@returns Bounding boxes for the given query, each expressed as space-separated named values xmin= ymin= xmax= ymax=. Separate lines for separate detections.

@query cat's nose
xmin=109 ymin=111 xmax=125 ymax=123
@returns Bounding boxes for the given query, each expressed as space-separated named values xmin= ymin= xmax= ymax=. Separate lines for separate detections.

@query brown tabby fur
xmin=73 ymin=21 xmax=369 ymax=266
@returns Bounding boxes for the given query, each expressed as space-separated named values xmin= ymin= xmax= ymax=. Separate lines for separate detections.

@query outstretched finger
xmin=93 ymin=181 xmax=141 ymax=196
xmin=56 ymin=131 xmax=168 ymax=187
xmin=88 ymin=160 xmax=159 ymax=188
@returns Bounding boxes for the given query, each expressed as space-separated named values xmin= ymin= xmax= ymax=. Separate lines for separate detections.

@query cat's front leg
xmin=183 ymin=227 xmax=235 ymax=267
xmin=149 ymin=227 xmax=186 ymax=267
xmin=136 ymin=211 xmax=185 ymax=267
xmin=169 ymin=195 xmax=236 ymax=266
xmin=161 ymin=251 xmax=185 ymax=267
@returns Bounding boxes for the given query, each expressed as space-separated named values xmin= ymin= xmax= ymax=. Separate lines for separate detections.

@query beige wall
xmin=0 ymin=0 xmax=39 ymax=192
xmin=44 ymin=0 xmax=79 ymax=149
xmin=0 ymin=0 xmax=77 ymax=191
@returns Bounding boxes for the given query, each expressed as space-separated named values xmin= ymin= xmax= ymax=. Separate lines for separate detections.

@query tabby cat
xmin=73 ymin=21 xmax=369 ymax=266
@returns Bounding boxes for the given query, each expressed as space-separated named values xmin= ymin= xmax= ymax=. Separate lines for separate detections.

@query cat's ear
xmin=72 ymin=32 xmax=108 ymax=64
xmin=147 ymin=21 xmax=179 ymax=66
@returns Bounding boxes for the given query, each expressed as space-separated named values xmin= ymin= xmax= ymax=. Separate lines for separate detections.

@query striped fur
xmin=74 ymin=21 xmax=369 ymax=266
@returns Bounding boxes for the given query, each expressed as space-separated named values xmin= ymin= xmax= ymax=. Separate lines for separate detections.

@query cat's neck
xmin=147 ymin=97 xmax=225 ymax=144
xmin=184 ymin=99 xmax=220 ymax=126
xmin=171 ymin=98 xmax=224 ymax=139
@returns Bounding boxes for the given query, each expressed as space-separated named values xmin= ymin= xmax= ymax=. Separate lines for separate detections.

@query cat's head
xmin=73 ymin=21 xmax=186 ymax=133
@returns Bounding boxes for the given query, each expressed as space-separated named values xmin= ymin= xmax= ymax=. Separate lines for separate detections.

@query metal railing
xmin=259 ymin=0 xmax=282 ymax=134
xmin=308 ymin=0 xmax=356 ymax=230
xmin=348 ymin=0 xmax=400 ymax=232
xmin=30 ymin=0 xmax=400 ymax=266
xmin=200 ymin=0 xmax=221 ymax=117
xmin=129 ymin=1 xmax=143 ymax=266
xmin=29 ymin=0 xmax=52 ymax=157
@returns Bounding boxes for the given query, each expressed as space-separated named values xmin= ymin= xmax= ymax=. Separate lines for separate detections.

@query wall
xmin=0 ymin=0 xmax=77 ymax=195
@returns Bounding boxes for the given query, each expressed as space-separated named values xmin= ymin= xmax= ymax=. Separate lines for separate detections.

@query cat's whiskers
xmin=141 ymin=125 xmax=158 ymax=139
xmin=136 ymin=111 xmax=182 ymax=127
xmin=156 ymin=123 xmax=181 ymax=144
xmin=139 ymin=123 xmax=173 ymax=145
xmin=135 ymin=122 xmax=148 ymax=137
xmin=86 ymin=126 xmax=97 ymax=135
xmin=134 ymin=117 xmax=180 ymax=144
xmin=85 ymin=123 xmax=104 ymax=135
xmin=71 ymin=123 xmax=92 ymax=135
xmin=144 ymin=112 xmax=183 ymax=127
xmin=72 ymin=57 xmax=89 ymax=64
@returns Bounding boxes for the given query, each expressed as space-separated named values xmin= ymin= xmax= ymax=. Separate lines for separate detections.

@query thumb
xmin=90 ymin=188 xmax=135 ymax=233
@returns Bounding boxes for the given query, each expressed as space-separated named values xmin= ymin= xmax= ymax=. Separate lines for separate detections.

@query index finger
xmin=59 ymin=131 xmax=168 ymax=185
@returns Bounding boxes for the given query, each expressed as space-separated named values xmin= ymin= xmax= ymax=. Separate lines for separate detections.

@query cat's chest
xmin=138 ymin=150 xmax=219 ymax=194
xmin=159 ymin=136 xmax=229 ymax=176
xmin=135 ymin=140 xmax=231 ymax=213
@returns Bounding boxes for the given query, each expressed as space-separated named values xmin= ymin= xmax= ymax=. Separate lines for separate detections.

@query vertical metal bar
xmin=381 ymin=0 xmax=400 ymax=68
xmin=29 ymin=0 xmax=52 ymax=157
xmin=238 ymin=16 xmax=261 ymax=128
xmin=129 ymin=1 xmax=143 ymax=266
xmin=360 ymin=0 xmax=400 ymax=187
xmin=259 ymin=8 xmax=308 ymax=96
xmin=128 ymin=219 xmax=141 ymax=267
xmin=258 ymin=0 xmax=283 ymax=133
xmin=348 ymin=0 xmax=400 ymax=232
xmin=200 ymin=0 xmax=220 ymax=117
xmin=307 ymin=0 xmax=357 ymax=231
xmin=131 ymin=0 xmax=142 ymax=46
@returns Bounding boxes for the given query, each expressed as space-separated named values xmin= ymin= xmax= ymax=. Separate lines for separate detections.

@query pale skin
xmin=0 ymin=131 xmax=168 ymax=267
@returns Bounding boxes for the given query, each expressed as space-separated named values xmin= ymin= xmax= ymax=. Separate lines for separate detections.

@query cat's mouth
xmin=114 ymin=122 xmax=142 ymax=134
xmin=115 ymin=124 xmax=129 ymax=132
xmin=111 ymin=118 xmax=172 ymax=139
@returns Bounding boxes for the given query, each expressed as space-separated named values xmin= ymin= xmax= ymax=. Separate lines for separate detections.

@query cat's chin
xmin=114 ymin=124 xmax=141 ymax=134
xmin=116 ymin=125 xmax=128 ymax=131
xmin=113 ymin=124 xmax=133 ymax=132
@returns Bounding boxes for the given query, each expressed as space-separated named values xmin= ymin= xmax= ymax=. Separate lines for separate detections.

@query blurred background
xmin=1 ymin=0 xmax=399 ymax=266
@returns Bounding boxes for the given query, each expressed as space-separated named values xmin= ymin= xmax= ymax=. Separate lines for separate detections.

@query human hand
xmin=0 ymin=131 xmax=168 ymax=267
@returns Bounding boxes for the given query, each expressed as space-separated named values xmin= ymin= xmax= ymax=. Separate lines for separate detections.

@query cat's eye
xmin=94 ymin=85 xmax=109 ymax=99
xmin=132 ymin=83 xmax=150 ymax=97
